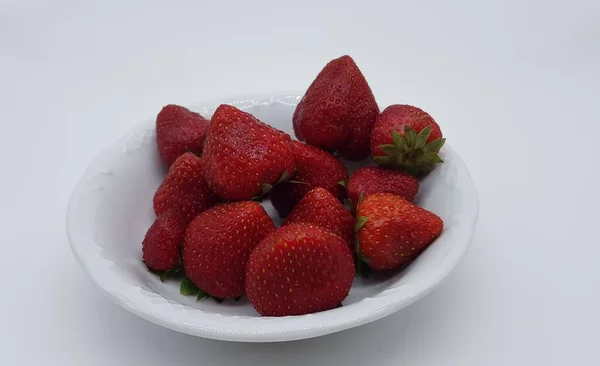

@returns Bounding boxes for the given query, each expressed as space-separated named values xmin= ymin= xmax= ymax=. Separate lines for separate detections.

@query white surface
xmin=67 ymin=94 xmax=478 ymax=342
xmin=1 ymin=0 xmax=599 ymax=363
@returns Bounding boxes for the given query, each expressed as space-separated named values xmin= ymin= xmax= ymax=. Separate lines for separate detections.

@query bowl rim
xmin=67 ymin=94 xmax=479 ymax=342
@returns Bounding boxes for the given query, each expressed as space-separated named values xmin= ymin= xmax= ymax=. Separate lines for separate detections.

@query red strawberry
xmin=202 ymin=104 xmax=296 ymax=201
xmin=284 ymin=187 xmax=354 ymax=247
xmin=270 ymin=141 xmax=348 ymax=217
xmin=142 ymin=211 xmax=186 ymax=272
xmin=355 ymin=193 xmax=443 ymax=271
xmin=183 ymin=201 xmax=276 ymax=299
xmin=293 ymin=55 xmax=379 ymax=161
xmin=347 ymin=167 xmax=419 ymax=208
xmin=156 ymin=104 xmax=210 ymax=166
xmin=153 ymin=152 xmax=220 ymax=222
xmin=371 ymin=105 xmax=445 ymax=176
xmin=246 ymin=223 xmax=354 ymax=316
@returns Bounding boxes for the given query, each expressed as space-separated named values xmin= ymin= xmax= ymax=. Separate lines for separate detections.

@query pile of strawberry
xmin=142 ymin=55 xmax=445 ymax=316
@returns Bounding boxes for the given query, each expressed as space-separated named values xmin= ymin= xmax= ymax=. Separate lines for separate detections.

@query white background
xmin=2 ymin=0 xmax=599 ymax=364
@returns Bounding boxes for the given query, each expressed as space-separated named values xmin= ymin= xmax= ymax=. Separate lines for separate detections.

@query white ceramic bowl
xmin=67 ymin=94 xmax=479 ymax=342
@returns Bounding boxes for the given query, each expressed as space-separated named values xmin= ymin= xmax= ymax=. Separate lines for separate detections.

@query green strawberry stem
xmin=374 ymin=125 xmax=445 ymax=177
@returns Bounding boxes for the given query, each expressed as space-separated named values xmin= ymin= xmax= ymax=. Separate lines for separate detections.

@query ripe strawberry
xmin=246 ymin=223 xmax=354 ymax=316
xmin=183 ymin=201 xmax=276 ymax=299
xmin=355 ymin=193 xmax=443 ymax=271
xmin=202 ymin=104 xmax=296 ymax=201
xmin=284 ymin=187 xmax=354 ymax=247
xmin=270 ymin=141 xmax=348 ymax=217
xmin=156 ymin=104 xmax=210 ymax=166
xmin=293 ymin=55 xmax=379 ymax=161
xmin=347 ymin=167 xmax=419 ymax=208
xmin=371 ymin=105 xmax=446 ymax=177
xmin=142 ymin=211 xmax=186 ymax=272
xmin=153 ymin=152 xmax=220 ymax=222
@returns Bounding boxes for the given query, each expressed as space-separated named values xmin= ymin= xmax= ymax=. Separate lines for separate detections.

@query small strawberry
xmin=142 ymin=211 xmax=186 ymax=272
xmin=347 ymin=167 xmax=419 ymax=208
xmin=153 ymin=152 xmax=220 ymax=222
xmin=284 ymin=187 xmax=354 ymax=247
xmin=183 ymin=201 xmax=276 ymax=299
xmin=202 ymin=104 xmax=296 ymax=201
xmin=293 ymin=55 xmax=379 ymax=161
xmin=246 ymin=223 xmax=354 ymax=316
xmin=156 ymin=104 xmax=210 ymax=166
xmin=270 ymin=141 xmax=348 ymax=217
xmin=355 ymin=193 xmax=443 ymax=271
xmin=371 ymin=105 xmax=445 ymax=177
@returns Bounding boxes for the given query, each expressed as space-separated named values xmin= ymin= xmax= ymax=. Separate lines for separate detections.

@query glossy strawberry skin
xmin=284 ymin=187 xmax=354 ymax=247
xmin=153 ymin=153 xmax=220 ymax=223
xmin=183 ymin=202 xmax=276 ymax=299
xmin=356 ymin=193 xmax=443 ymax=271
xmin=246 ymin=223 xmax=354 ymax=316
xmin=202 ymin=104 xmax=296 ymax=201
xmin=270 ymin=141 xmax=348 ymax=217
xmin=142 ymin=211 xmax=187 ymax=271
xmin=293 ymin=55 xmax=379 ymax=161
xmin=347 ymin=167 xmax=419 ymax=208
xmin=156 ymin=104 xmax=210 ymax=166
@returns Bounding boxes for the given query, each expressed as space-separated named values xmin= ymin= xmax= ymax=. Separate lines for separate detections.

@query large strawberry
xmin=246 ymin=223 xmax=354 ymax=316
xmin=156 ymin=104 xmax=210 ymax=166
xmin=142 ymin=211 xmax=186 ymax=272
xmin=293 ymin=55 xmax=379 ymax=161
xmin=183 ymin=201 xmax=276 ymax=299
xmin=270 ymin=141 xmax=348 ymax=217
xmin=371 ymin=105 xmax=445 ymax=177
xmin=284 ymin=187 xmax=354 ymax=247
xmin=153 ymin=152 xmax=220 ymax=222
xmin=355 ymin=193 xmax=443 ymax=271
xmin=202 ymin=104 xmax=296 ymax=201
xmin=347 ymin=167 xmax=419 ymax=208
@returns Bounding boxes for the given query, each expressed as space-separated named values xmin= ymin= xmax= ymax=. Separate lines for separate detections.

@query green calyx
xmin=180 ymin=277 xmax=224 ymax=303
xmin=374 ymin=125 xmax=446 ymax=177
xmin=147 ymin=263 xmax=183 ymax=282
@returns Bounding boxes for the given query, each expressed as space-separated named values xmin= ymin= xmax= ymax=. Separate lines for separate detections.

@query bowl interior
xmin=70 ymin=95 xmax=478 ymax=340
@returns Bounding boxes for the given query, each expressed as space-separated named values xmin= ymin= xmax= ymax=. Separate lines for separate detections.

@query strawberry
xmin=293 ymin=55 xmax=379 ymax=161
xmin=156 ymin=104 xmax=210 ymax=166
xmin=284 ymin=187 xmax=354 ymax=247
xmin=142 ymin=211 xmax=186 ymax=272
xmin=183 ymin=201 xmax=276 ymax=299
xmin=355 ymin=193 xmax=443 ymax=271
xmin=153 ymin=152 xmax=220 ymax=222
xmin=270 ymin=141 xmax=348 ymax=217
xmin=202 ymin=104 xmax=296 ymax=201
xmin=371 ymin=105 xmax=446 ymax=177
xmin=246 ymin=223 xmax=354 ymax=316
xmin=347 ymin=167 xmax=419 ymax=208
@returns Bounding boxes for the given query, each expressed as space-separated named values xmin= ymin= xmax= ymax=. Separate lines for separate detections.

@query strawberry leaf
xmin=380 ymin=144 xmax=403 ymax=156
xmin=404 ymin=126 xmax=417 ymax=148
xmin=197 ymin=289 xmax=208 ymax=301
xmin=373 ymin=155 xmax=394 ymax=166
xmin=180 ymin=277 xmax=200 ymax=296
xmin=422 ymin=137 xmax=446 ymax=153
xmin=337 ymin=179 xmax=347 ymax=188
xmin=357 ymin=193 xmax=365 ymax=206
xmin=355 ymin=216 xmax=368 ymax=232
xmin=415 ymin=126 xmax=432 ymax=149
xmin=392 ymin=131 xmax=403 ymax=146
xmin=277 ymin=170 xmax=292 ymax=184
xmin=261 ymin=183 xmax=274 ymax=195
xmin=147 ymin=263 xmax=182 ymax=282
